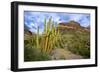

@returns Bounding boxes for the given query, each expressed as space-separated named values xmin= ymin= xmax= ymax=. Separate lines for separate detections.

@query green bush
xmin=24 ymin=44 xmax=51 ymax=61
xmin=62 ymin=30 xmax=90 ymax=58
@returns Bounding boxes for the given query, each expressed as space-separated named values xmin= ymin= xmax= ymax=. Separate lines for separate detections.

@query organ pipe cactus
xmin=40 ymin=17 xmax=62 ymax=54
xmin=36 ymin=26 xmax=39 ymax=49
xmin=35 ymin=17 xmax=63 ymax=54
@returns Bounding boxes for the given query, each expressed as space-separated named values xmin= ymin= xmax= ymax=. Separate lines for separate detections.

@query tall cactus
xmin=44 ymin=18 xmax=47 ymax=33
xmin=41 ymin=17 xmax=62 ymax=54
xmin=35 ymin=17 xmax=63 ymax=54
xmin=36 ymin=26 xmax=39 ymax=49
xmin=44 ymin=17 xmax=52 ymax=53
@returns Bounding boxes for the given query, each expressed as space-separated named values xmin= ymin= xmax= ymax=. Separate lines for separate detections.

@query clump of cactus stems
xmin=35 ymin=17 xmax=62 ymax=54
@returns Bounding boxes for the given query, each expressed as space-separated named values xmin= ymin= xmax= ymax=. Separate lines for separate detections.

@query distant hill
xmin=24 ymin=24 xmax=36 ymax=35
xmin=24 ymin=24 xmax=35 ymax=40
xmin=58 ymin=20 xmax=90 ymax=32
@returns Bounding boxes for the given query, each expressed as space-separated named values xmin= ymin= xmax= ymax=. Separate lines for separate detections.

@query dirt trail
xmin=51 ymin=48 xmax=83 ymax=60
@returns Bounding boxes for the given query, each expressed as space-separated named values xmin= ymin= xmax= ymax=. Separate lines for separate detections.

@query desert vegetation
xmin=24 ymin=17 xmax=90 ymax=61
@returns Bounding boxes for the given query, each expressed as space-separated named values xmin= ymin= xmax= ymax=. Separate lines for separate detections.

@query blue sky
xmin=24 ymin=11 xmax=90 ymax=33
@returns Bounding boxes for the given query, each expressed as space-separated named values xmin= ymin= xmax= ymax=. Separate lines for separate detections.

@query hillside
xmin=56 ymin=20 xmax=90 ymax=58
xmin=58 ymin=20 xmax=90 ymax=32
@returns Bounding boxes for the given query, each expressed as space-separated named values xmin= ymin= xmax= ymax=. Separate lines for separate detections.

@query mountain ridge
xmin=58 ymin=20 xmax=90 ymax=32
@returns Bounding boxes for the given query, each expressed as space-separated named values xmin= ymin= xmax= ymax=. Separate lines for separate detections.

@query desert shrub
xmin=24 ymin=43 xmax=51 ymax=61
xmin=62 ymin=30 xmax=90 ymax=58
xmin=24 ymin=34 xmax=51 ymax=61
